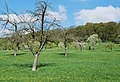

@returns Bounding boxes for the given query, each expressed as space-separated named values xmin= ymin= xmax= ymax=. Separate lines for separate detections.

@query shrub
xmin=105 ymin=42 xmax=114 ymax=51
xmin=58 ymin=42 xmax=64 ymax=48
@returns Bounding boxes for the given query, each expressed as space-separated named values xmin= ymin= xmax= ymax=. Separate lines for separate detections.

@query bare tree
xmin=63 ymin=29 xmax=70 ymax=56
xmin=52 ymin=28 xmax=72 ymax=56
xmin=0 ymin=0 xmax=60 ymax=71
xmin=72 ymin=36 xmax=86 ymax=51
xmin=21 ymin=0 xmax=60 ymax=71
xmin=0 ymin=1 xmax=23 ymax=56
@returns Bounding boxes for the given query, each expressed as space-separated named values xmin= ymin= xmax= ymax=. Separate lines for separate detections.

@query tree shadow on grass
xmin=57 ymin=52 xmax=65 ymax=55
xmin=55 ymin=52 xmax=72 ymax=56
xmin=5 ymin=53 xmax=26 ymax=56
xmin=114 ymin=49 xmax=120 ymax=52
xmin=13 ymin=63 xmax=55 ymax=69
xmin=105 ymin=50 xmax=112 ymax=52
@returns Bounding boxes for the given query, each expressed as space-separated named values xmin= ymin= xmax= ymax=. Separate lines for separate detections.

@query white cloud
xmin=47 ymin=5 xmax=67 ymax=21
xmin=0 ymin=14 xmax=35 ymax=37
xmin=0 ymin=14 xmax=34 ymax=23
xmin=0 ymin=5 xmax=67 ymax=24
xmin=74 ymin=5 xmax=120 ymax=25
xmin=0 ymin=28 xmax=12 ymax=34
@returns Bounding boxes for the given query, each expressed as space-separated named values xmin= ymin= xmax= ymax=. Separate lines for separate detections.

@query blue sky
xmin=0 ymin=0 xmax=120 ymax=27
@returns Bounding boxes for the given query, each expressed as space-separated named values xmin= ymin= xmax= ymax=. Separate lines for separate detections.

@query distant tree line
xmin=0 ymin=21 xmax=120 ymax=51
xmin=70 ymin=22 xmax=120 ymax=43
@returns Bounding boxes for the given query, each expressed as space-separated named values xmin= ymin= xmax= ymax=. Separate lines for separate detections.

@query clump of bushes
xmin=105 ymin=42 xmax=114 ymax=51
xmin=45 ymin=42 xmax=57 ymax=49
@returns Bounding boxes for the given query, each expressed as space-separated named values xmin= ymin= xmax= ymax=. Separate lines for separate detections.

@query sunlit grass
xmin=0 ymin=45 xmax=120 ymax=82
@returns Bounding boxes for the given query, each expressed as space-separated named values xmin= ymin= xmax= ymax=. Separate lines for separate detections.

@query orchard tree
xmin=21 ymin=0 xmax=60 ymax=71
xmin=0 ymin=2 xmax=23 ymax=56
xmin=72 ymin=37 xmax=86 ymax=51
xmin=62 ymin=28 xmax=74 ymax=56
xmin=63 ymin=29 xmax=69 ymax=56
xmin=115 ymin=34 xmax=120 ymax=44
xmin=53 ymin=28 xmax=73 ymax=56
xmin=47 ymin=27 xmax=72 ymax=56
xmin=87 ymin=34 xmax=100 ymax=50
xmin=105 ymin=42 xmax=114 ymax=51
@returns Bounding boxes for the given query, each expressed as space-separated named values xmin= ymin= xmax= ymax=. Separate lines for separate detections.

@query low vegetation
xmin=0 ymin=0 xmax=120 ymax=82
xmin=0 ymin=43 xmax=120 ymax=82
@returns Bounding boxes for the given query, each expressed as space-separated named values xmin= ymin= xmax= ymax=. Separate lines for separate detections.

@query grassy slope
xmin=0 ymin=45 xmax=120 ymax=82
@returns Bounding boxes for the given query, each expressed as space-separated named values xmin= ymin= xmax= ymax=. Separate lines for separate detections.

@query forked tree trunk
xmin=32 ymin=53 xmax=39 ymax=71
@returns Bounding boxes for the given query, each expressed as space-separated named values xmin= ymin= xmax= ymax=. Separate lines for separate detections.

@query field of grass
xmin=0 ymin=44 xmax=120 ymax=82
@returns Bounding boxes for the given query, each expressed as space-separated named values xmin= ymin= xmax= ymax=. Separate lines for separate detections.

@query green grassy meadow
xmin=0 ymin=44 xmax=120 ymax=82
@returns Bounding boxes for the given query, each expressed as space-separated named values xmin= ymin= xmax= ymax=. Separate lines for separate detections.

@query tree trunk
xmin=32 ymin=53 xmax=39 ymax=71
xmin=13 ymin=49 xmax=17 ymax=56
xmin=89 ymin=46 xmax=91 ymax=50
xmin=64 ymin=36 xmax=67 ymax=56
xmin=79 ymin=45 xmax=83 ymax=51
xmin=65 ymin=47 xmax=67 ymax=56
